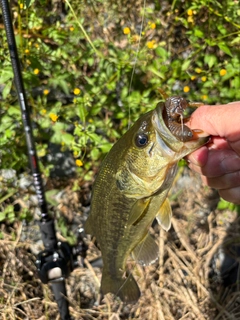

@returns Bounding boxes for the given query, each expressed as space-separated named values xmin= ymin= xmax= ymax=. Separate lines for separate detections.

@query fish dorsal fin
xmin=132 ymin=232 xmax=159 ymax=266
xmin=127 ymin=198 xmax=151 ymax=226
xmin=156 ymin=198 xmax=172 ymax=231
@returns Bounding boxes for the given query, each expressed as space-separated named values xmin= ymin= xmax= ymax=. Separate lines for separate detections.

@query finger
xmin=219 ymin=187 xmax=240 ymax=205
xmin=201 ymin=171 xmax=240 ymax=190
xmin=187 ymin=146 xmax=209 ymax=167
xmin=209 ymin=137 xmax=230 ymax=150
xmin=189 ymin=149 xmax=240 ymax=177
xmin=187 ymin=103 xmax=240 ymax=142
xmin=229 ymin=139 xmax=240 ymax=157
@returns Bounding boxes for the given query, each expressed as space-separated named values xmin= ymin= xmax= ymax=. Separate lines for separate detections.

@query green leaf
xmin=25 ymin=0 xmax=35 ymax=8
xmin=218 ymin=43 xmax=232 ymax=56
xmin=204 ymin=54 xmax=217 ymax=68
xmin=45 ymin=189 xmax=59 ymax=206
xmin=231 ymin=35 xmax=240 ymax=45
xmin=181 ymin=59 xmax=191 ymax=71
xmin=90 ymin=148 xmax=100 ymax=160
xmin=99 ymin=143 xmax=112 ymax=153
xmin=194 ymin=28 xmax=204 ymax=38
xmin=0 ymin=211 xmax=6 ymax=222
xmin=148 ymin=65 xmax=165 ymax=79
xmin=61 ymin=133 xmax=74 ymax=145
xmin=8 ymin=106 xmax=21 ymax=116
xmin=155 ymin=46 xmax=168 ymax=59
xmin=0 ymin=68 xmax=13 ymax=83
xmin=77 ymin=105 xmax=87 ymax=123
xmin=2 ymin=82 xmax=12 ymax=99
xmin=217 ymin=25 xmax=227 ymax=35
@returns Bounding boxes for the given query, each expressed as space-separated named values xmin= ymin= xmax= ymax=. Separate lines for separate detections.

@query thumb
xmin=188 ymin=102 xmax=240 ymax=142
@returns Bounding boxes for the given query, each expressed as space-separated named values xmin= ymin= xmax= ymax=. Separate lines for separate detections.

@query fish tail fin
xmin=101 ymin=269 xmax=140 ymax=303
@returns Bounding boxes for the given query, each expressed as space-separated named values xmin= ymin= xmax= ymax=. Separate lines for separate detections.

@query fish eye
xmin=134 ymin=133 xmax=149 ymax=148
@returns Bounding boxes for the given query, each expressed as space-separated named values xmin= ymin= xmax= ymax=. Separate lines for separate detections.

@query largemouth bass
xmin=85 ymin=101 xmax=208 ymax=303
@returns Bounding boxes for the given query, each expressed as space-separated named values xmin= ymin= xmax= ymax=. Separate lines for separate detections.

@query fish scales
xmin=85 ymin=102 xmax=209 ymax=303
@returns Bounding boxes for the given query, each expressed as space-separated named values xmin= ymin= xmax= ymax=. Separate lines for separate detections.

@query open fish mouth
xmin=153 ymin=101 xmax=209 ymax=149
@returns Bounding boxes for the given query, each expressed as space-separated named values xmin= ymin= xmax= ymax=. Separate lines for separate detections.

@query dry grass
xmin=1 ymin=170 xmax=240 ymax=319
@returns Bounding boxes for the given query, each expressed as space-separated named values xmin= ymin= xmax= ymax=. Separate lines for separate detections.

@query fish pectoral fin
xmin=132 ymin=233 xmax=159 ymax=266
xmin=156 ymin=198 xmax=172 ymax=231
xmin=101 ymin=269 xmax=140 ymax=303
xmin=127 ymin=198 xmax=150 ymax=226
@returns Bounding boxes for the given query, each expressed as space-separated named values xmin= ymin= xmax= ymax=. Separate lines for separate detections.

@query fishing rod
xmin=0 ymin=1 xmax=96 ymax=319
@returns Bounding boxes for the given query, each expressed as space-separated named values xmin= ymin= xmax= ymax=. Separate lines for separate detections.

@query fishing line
xmin=127 ymin=0 xmax=146 ymax=129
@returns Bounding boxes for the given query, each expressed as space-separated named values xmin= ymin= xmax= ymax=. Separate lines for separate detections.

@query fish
xmin=85 ymin=100 xmax=208 ymax=303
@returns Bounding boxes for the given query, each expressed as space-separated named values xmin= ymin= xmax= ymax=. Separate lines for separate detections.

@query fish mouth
xmin=153 ymin=102 xmax=209 ymax=148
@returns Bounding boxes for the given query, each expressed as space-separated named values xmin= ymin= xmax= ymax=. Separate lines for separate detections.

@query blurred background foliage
xmin=0 ymin=0 xmax=240 ymax=219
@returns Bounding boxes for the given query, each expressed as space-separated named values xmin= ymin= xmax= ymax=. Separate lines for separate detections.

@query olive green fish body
xmin=85 ymin=103 xmax=208 ymax=303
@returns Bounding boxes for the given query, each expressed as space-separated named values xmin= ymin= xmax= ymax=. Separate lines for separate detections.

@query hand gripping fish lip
xmin=154 ymin=102 xmax=209 ymax=149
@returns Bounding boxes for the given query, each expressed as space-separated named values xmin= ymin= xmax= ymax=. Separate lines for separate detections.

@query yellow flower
xmin=131 ymin=34 xmax=140 ymax=43
xmin=69 ymin=27 xmax=74 ymax=32
xmin=146 ymin=40 xmax=156 ymax=49
xmin=183 ymin=86 xmax=190 ymax=93
xmin=75 ymin=159 xmax=83 ymax=167
xmin=41 ymin=109 xmax=47 ymax=115
xmin=73 ymin=88 xmax=81 ymax=95
xmin=220 ymin=69 xmax=227 ymax=76
xmin=49 ymin=113 xmax=58 ymax=122
xmin=150 ymin=22 xmax=156 ymax=29
xmin=123 ymin=27 xmax=130 ymax=35
xmin=35 ymin=43 xmax=39 ymax=48
xmin=191 ymin=75 xmax=196 ymax=80
xmin=195 ymin=67 xmax=202 ymax=74
xmin=201 ymin=95 xmax=208 ymax=100
xmin=187 ymin=16 xmax=194 ymax=23
xmin=34 ymin=68 xmax=39 ymax=75
xmin=187 ymin=9 xmax=193 ymax=16
xmin=201 ymin=76 xmax=207 ymax=82
xmin=43 ymin=89 xmax=49 ymax=95
xmin=20 ymin=3 xmax=24 ymax=9
xmin=159 ymin=41 xmax=166 ymax=46
xmin=25 ymin=49 xmax=30 ymax=54
xmin=73 ymin=150 xmax=78 ymax=157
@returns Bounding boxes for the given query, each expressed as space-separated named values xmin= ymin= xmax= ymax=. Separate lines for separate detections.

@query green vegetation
xmin=0 ymin=0 xmax=240 ymax=223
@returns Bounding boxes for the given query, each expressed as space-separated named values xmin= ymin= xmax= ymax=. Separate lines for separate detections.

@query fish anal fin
xmin=156 ymin=198 xmax=172 ymax=231
xmin=101 ymin=269 xmax=140 ymax=303
xmin=127 ymin=198 xmax=150 ymax=226
xmin=132 ymin=233 xmax=159 ymax=266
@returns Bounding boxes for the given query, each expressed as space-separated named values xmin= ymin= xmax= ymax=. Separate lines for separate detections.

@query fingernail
xmin=188 ymin=154 xmax=202 ymax=166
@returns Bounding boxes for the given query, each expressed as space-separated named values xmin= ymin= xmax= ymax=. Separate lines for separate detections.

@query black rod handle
xmin=51 ymin=280 xmax=72 ymax=320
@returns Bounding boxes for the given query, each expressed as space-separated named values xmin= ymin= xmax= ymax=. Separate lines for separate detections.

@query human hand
xmin=186 ymin=102 xmax=240 ymax=204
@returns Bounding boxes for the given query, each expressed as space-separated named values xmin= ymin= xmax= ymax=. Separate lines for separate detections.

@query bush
xmin=0 ymin=0 xmax=239 ymax=188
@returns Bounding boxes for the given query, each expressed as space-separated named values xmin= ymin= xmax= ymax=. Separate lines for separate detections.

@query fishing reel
xmin=36 ymin=224 xmax=88 ymax=284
